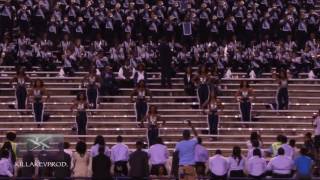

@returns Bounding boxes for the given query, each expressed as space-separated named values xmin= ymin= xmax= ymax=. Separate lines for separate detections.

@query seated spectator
xmin=118 ymin=60 xmax=135 ymax=88
xmin=148 ymin=137 xmax=169 ymax=176
xmin=0 ymin=149 xmax=13 ymax=178
xmin=92 ymin=145 xmax=112 ymax=180
xmin=267 ymin=147 xmax=294 ymax=178
xmin=52 ymin=142 xmax=71 ymax=180
xmin=129 ymin=141 xmax=149 ymax=180
xmin=228 ymin=146 xmax=245 ymax=178
xmin=295 ymin=147 xmax=314 ymax=180
xmin=208 ymin=149 xmax=228 ymax=180
xmin=246 ymin=149 xmax=267 ymax=179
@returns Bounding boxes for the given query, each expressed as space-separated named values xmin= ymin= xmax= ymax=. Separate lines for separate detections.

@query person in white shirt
xmin=280 ymin=135 xmax=294 ymax=158
xmin=267 ymin=147 xmax=294 ymax=178
xmin=111 ymin=135 xmax=130 ymax=176
xmin=313 ymin=109 xmax=320 ymax=135
xmin=246 ymin=148 xmax=267 ymax=179
xmin=228 ymin=146 xmax=245 ymax=178
xmin=148 ymin=137 xmax=169 ymax=176
xmin=0 ymin=149 xmax=13 ymax=178
xmin=194 ymin=137 xmax=209 ymax=176
xmin=118 ymin=60 xmax=135 ymax=88
xmin=208 ymin=149 xmax=228 ymax=180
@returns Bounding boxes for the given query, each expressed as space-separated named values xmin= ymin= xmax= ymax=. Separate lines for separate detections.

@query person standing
xmin=228 ymin=146 xmax=245 ymax=178
xmin=294 ymin=147 xmax=314 ymax=180
xmin=194 ymin=137 xmax=209 ymax=177
xmin=92 ymin=146 xmax=112 ymax=180
xmin=208 ymin=149 xmax=228 ymax=180
xmin=275 ymin=69 xmax=289 ymax=110
xmin=130 ymin=80 xmax=152 ymax=126
xmin=52 ymin=143 xmax=71 ymax=180
xmin=313 ymin=109 xmax=320 ymax=136
xmin=194 ymin=66 xmax=210 ymax=108
xmin=111 ymin=135 xmax=129 ymax=177
xmin=0 ymin=149 xmax=13 ymax=178
xmin=159 ymin=38 xmax=173 ymax=88
xmin=235 ymin=80 xmax=254 ymax=122
xmin=148 ymin=137 xmax=169 ymax=176
xmin=267 ymin=148 xmax=293 ymax=178
xmin=70 ymin=93 xmax=89 ymax=135
xmin=28 ymin=79 xmax=49 ymax=127
xmin=184 ymin=67 xmax=195 ymax=96
xmin=175 ymin=120 xmax=198 ymax=180
xmin=202 ymin=93 xmax=223 ymax=137
xmin=144 ymin=105 xmax=165 ymax=146
xmin=129 ymin=141 xmax=149 ymax=180
xmin=82 ymin=67 xmax=101 ymax=109
xmin=10 ymin=68 xmax=30 ymax=111
xmin=90 ymin=135 xmax=110 ymax=157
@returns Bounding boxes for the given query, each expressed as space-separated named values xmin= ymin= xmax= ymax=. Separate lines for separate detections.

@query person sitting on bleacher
xmin=267 ymin=147 xmax=294 ymax=178
xmin=118 ymin=60 xmax=136 ymax=88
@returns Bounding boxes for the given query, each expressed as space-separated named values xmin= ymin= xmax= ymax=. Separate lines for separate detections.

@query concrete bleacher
xmin=0 ymin=67 xmax=317 ymax=155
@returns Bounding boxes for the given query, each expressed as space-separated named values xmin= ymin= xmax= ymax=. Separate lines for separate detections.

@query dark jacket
xmin=129 ymin=149 xmax=149 ymax=178
xmin=92 ymin=153 xmax=112 ymax=180
xmin=52 ymin=151 xmax=71 ymax=179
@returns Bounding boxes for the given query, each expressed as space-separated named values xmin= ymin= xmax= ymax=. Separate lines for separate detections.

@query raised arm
xmin=187 ymin=120 xmax=198 ymax=137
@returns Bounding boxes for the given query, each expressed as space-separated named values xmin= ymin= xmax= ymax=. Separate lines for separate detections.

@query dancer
xmin=71 ymin=93 xmax=88 ymax=135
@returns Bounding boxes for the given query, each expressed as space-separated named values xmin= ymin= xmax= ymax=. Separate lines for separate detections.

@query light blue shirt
xmin=175 ymin=138 xmax=198 ymax=165
xmin=90 ymin=144 xmax=110 ymax=157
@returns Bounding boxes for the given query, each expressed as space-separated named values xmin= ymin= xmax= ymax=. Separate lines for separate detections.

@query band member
xmin=10 ymin=68 xmax=30 ymax=110
xmin=70 ymin=93 xmax=88 ymax=135
xmin=202 ymin=93 xmax=223 ymax=136
xmin=82 ymin=68 xmax=101 ymax=109
xmin=130 ymin=80 xmax=152 ymax=126
xmin=144 ymin=105 xmax=165 ymax=146
xmin=194 ymin=66 xmax=210 ymax=108
xmin=235 ymin=81 xmax=254 ymax=122
xmin=275 ymin=69 xmax=289 ymax=110
xmin=28 ymin=79 xmax=49 ymax=127
xmin=184 ymin=66 xmax=195 ymax=96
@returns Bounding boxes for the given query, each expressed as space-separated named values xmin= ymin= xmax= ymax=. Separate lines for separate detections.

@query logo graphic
xmin=26 ymin=136 xmax=51 ymax=151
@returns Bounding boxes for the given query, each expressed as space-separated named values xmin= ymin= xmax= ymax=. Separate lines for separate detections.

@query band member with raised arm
xmin=235 ymin=80 xmax=254 ymax=122
xmin=70 ymin=93 xmax=89 ymax=135
xmin=10 ymin=68 xmax=30 ymax=111
xmin=82 ymin=67 xmax=101 ymax=109
xmin=130 ymin=80 xmax=152 ymax=127
xmin=144 ymin=105 xmax=165 ymax=146
xmin=28 ymin=79 xmax=49 ymax=127
xmin=194 ymin=65 xmax=210 ymax=108
xmin=202 ymin=92 xmax=223 ymax=138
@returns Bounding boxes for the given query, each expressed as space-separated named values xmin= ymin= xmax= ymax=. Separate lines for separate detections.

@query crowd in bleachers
xmin=0 ymin=125 xmax=320 ymax=179
xmin=0 ymin=0 xmax=320 ymax=77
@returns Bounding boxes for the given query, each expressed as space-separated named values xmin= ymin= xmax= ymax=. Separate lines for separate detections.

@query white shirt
xmin=90 ymin=144 xmax=110 ymax=157
xmin=136 ymin=71 xmax=145 ymax=83
xmin=208 ymin=154 xmax=228 ymax=176
xmin=148 ymin=144 xmax=169 ymax=165
xmin=314 ymin=116 xmax=320 ymax=135
xmin=0 ymin=158 xmax=13 ymax=177
xmin=228 ymin=156 xmax=245 ymax=172
xmin=246 ymin=156 xmax=267 ymax=176
xmin=281 ymin=144 xmax=294 ymax=159
xmin=267 ymin=155 xmax=293 ymax=175
xmin=111 ymin=143 xmax=130 ymax=162
xmin=194 ymin=144 xmax=209 ymax=163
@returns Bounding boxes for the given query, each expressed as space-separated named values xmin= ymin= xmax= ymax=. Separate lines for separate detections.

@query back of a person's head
xmin=6 ymin=132 xmax=16 ymax=141
xmin=116 ymin=135 xmax=123 ymax=143
xmin=215 ymin=149 xmax=222 ymax=155
xmin=64 ymin=142 xmax=70 ymax=149
xmin=300 ymin=147 xmax=308 ymax=156
xmin=182 ymin=130 xmax=191 ymax=140
xmin=136 ymin=140 xmax=143 ymax=150
xmin=1 ymin=141 xmax=12 ymax=151
xmin=94 ymin=135 xmax=105 ymax=146
xmin=277 ymin=147 xmax=285 ymax=156
xmin=276 ymin=134 xmax=283 ymax=142
xmin=252 ymin=139 xmax=260 ymax=148
xmin=156 ymin=137 xmax=163 ymax=144
xmin=197 ymin=137 xmax=202 ymax=145
xmin=98 ymin=145 xmax=105 ymax=155
xmin=250 ymin=132 xmax=259 ymax=141
xmin=253 ymin=148 xmax=262 ymax=158
xmin=289 ymin=139 xmax=296 ymax=147
xmin=75 ymin=141 xmax=87 ymax=155
xmin=281 ymin=135 xmax=288 ymax=144
xmin=232 ymin=146 xmax=241 ymax=158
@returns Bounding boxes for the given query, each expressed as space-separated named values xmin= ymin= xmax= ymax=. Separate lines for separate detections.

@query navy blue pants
xmin=277 ymin=87 xmax=288 ymax=110
xmin=240 ymin=101 xmax=251 ymax=122
xmin=76 ymin=111 xmax=87 ymax=135
xmin=135 ymin=100 xmax=147 ymax=122
xmin=16 ymin=86 xmax=27 ymax=109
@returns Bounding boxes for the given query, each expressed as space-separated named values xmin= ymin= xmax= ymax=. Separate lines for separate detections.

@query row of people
xmin=0 ymin=125 xmax=319 ymax=179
